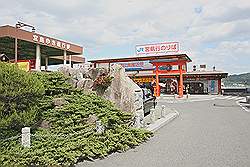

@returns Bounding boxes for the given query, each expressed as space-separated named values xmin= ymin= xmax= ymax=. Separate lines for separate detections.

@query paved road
xmin=77 ymin=98 xmax=250 ymax=167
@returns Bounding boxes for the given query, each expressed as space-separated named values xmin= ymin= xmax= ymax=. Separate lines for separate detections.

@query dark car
xmin=142 ymin=88 xmax=157 ymax=116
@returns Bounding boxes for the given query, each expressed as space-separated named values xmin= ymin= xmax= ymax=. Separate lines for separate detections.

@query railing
xmin=222 ymin=87 xmax=250 ymax=96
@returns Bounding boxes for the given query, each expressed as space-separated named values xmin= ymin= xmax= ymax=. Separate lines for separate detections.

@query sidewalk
xmin=143 ymin=105 xmax=179 ymax=132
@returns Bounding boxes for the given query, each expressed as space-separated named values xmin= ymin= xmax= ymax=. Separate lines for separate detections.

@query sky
xmin=0 ymin=0 xmax=250 ymax=74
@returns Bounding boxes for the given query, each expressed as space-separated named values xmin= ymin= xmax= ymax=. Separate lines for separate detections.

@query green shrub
xmin=32 ymin=72 xmax=73 ymax=96
xmin=0 ymin=92 xmax=153 ymax=166
xmin=0 ymin=69 xmax=153 ymax=166
xmin=0 ymin=62 xmax=44 ymax=131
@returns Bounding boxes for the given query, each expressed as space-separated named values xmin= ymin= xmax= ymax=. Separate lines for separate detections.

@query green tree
xmin=0 ymin=62 xmax=44 ymax=130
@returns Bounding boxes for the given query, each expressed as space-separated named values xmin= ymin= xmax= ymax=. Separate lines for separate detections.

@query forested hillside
xmin=223 ymin=73 xmax=250 ymax=87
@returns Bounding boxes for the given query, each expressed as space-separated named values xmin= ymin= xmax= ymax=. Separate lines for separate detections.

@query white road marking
xmin=158 ymin=95 xmax=248 ymax=105
xmin=158 ymin=95 xmax=250 ymax=113
xmin=235 ymin=98 xmax=250 ymax=113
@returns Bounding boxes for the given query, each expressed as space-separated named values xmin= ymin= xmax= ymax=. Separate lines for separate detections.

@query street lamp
xmin=14 ymin=21 xmax=36 ymax=63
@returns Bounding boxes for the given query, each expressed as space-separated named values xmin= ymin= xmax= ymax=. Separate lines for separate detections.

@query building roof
xmin=127 ymin=70 xmax=228 ymax=78
xmin=0 ymin=25 xmax=83 ymax=54
xmin=0 ymin=25 xmax=84 ymax=65
xmin=89 ymin=54 xmax=192 ymax=64
xmin=186 ymin=70 xmax=228 ymax=76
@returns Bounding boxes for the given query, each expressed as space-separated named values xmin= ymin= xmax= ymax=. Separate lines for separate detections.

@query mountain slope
xmin=223 ymin=73 xmax=250 ymax=87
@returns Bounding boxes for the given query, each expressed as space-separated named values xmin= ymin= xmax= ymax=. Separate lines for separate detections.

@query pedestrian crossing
xmin=215 ymin=96 xmax=245 ymax=101
xmin=157 ymin=95 xmax=246 ymax=104
xmin=215 ymin=96 xmax=250 ymax=112
xmin=157 ymin=95 xmax=249 ymax=112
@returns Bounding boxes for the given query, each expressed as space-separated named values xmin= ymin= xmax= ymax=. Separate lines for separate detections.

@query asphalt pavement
xmin=76 ymin=97 xmax=250 ymax=167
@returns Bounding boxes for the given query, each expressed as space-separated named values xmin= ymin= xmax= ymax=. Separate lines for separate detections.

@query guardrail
xmin=222 ymin=87 xmax=250 ymax=96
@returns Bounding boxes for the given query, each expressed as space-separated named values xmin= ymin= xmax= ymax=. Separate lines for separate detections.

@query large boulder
xmin=58 ymin=66 xmax=82 ymax=79
xmin=57 ymin=65 xmax=143 ymax=117
xmin=87 ymin=68 xmax=109 ymax=80
xmin=68 ymin=78 xmax=78 ymax=88
xmin=79 ymin=68 xmax=91 ymax=78
xmin=102 ymin=64 xmax=143 ymax=115
xmin=58 ymin=66 xmax=72 ymax=76
xmin=58 ymin=66 xmax=108 ymax=81
xmin=76 ymin=78 xmax=94 ymax=90
xmin=58 ymin=66 xmax=94 ymax=90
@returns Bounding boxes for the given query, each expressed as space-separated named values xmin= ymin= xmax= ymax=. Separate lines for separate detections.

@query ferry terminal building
xmin=0 ymin=25 xmax=84 ymax=70
xmin=89 ymin=43 xmax=228 ymax=97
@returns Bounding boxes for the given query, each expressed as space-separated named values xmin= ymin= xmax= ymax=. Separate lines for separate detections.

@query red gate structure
xmin=151 ymin=59 xmax=188 ymax=97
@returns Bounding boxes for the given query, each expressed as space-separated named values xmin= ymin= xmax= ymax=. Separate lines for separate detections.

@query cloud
xmin=0 ymin=0 xmax=250 ymax=73
xmin=192 ymin=41 xmax=250 ymax=74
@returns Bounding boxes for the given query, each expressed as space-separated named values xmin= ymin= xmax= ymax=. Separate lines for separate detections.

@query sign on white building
xmin=136 ymin=42 xmax=179 ymax=55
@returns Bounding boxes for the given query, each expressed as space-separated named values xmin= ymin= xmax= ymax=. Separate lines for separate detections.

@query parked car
xmin=142 ymin=88 xmax=157 ymax=116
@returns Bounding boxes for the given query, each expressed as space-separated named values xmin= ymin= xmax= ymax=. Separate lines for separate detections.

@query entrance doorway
xmin=184 ymin=82 xmax=205 ymax=94
xmin=160 ymin=78 xmax=178 ymax=94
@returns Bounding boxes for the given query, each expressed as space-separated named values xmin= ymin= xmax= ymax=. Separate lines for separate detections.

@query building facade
xmin=0 ymin=25 xmax=85 ymax=71
xmin=90 ymin=55 xmax=228 ymax=96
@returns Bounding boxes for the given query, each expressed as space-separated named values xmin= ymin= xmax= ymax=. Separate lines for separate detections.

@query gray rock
xmin=87 ymin=114 xmax=98 ymax=124
xmin=53 ymin=98 xmax=66 ymax=107
xmin=102 ymin=64 xmax=142 ymax=113
xmin=76 ymin=72 xmax=84 ymax=80
xmin=58 ymin=66 xmax=83 ymax=79
xmin=68 ymin=78 xmax=78 ymax=88
xmin=76 ymin=78 xmax=94 ymax=90
xmin=84 ymin=79 xmax=94 ymax=90
xmin=58 ymin=66 xmax=71 ymax=76
xmin=79 ymin=68 xmax=91 ymax=78
xmin=76 ymin=79 xmax=85 ymax=89
xmin=40 ymin=120 xmax=50 ymax=129
xmin=87 ymin=68 xmax=108 ymax=80
xmin=57 ymin=65 xmax=143 ymax=115
xmin=58 ymin=66 xmax=106 ymax=88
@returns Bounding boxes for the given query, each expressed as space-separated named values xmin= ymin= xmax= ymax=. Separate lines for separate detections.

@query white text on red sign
xmin=33 ymin=34 xmax=71 ymax=50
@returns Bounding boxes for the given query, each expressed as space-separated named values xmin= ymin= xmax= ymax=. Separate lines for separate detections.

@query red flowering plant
xmin=92 ymin=73 xmax=114 ymax=95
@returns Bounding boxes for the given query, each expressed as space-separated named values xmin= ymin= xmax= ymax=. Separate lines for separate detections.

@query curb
xmin=146 ymin=110 xmax=180 ymax=132
xmin=236 ymin=100 xmax=250 ymax=113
